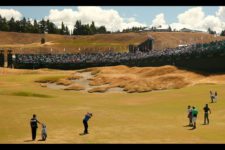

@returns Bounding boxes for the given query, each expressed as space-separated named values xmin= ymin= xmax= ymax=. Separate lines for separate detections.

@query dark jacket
xmin=30 ymin=118 xmax=39 ymax=128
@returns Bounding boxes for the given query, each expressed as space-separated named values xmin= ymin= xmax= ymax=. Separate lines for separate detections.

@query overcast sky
xmin=0 ymin=6 xmax=224 ymax=33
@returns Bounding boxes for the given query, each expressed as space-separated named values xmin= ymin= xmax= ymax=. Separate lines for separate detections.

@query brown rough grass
xmin=56 ymin=79 xmax=73 ymax=86
xmin=4 ymin=65 xmax=225 ymax=93
xmin=26 ymin=65 xmax=225 ymax=93
xmin=66 ymin=75 xmax=83 ymax=80
xmin=88 ymin=87 xmax=109 ymax=93
xmin=87 ymin=65 xmax=204 ymax=93
xmin=64 ymin=83 xmax=85 ymax=91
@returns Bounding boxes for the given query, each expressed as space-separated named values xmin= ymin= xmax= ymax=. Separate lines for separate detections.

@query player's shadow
xmin=183 ymin=125 xmax=196 ymax=130
xmin=79 ymin=133 xmax=88 ymax=136
xmin=183 ymin=125 xmax=192 ymax=127
xmin=24 ymin=140 xmax=33 ymax=142
xmin=188 ymin=128 xmax=196 ymax=130
xmin=38 ymin=139 xmax=46 ymax=141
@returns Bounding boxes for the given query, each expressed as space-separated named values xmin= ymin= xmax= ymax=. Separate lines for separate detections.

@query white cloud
xmin=45 ymin=7 xmax=146 ymax=32
xmin=0 ymin=9 xmax=23 ymax=20
xmin=151 ymin=13 xmax=167 ymax=27
xmin=177 ymin=7 xmax=205 ymax=27
xmin=168 ymin=7 xmax=225 ymax=34
xmin=1 ymin=7 xmax=224 ymax=35
xmin=216 ymin=6 xmax=225 ymax=21
xmin=170 ymin=23 xmax=192 ymax=31
xmin=45 ymin=9 xmax=77 ymax=32
xmin=202 ymin=15 xmax=225 ymax=33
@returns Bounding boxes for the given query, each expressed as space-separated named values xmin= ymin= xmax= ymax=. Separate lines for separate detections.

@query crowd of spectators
xmin=15 ymin=40 xmax=225 ymax=66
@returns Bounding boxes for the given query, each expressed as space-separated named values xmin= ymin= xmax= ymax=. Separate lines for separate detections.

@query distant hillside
xmin=148 ymin=32 xmax=225 ymax=50
xmin=0 ymin=31 xmax=225 ymax=54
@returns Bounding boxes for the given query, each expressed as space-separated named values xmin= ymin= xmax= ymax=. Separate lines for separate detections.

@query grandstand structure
xmin=9 ymin=40 xmax=225 ymax=72
xmin=129 ymin=38 xmax=154 ymax=53
xmin=1 ymin=31 xmax=225 ymax=72
xmin=0 ymin=49 xmax=13 ymax=68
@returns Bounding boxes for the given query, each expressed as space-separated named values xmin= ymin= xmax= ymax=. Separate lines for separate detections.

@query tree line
xmin=207 ymin=27 xmax=225 ymax=36
xmin=1 ymin=15 xmax=225 ymax=36
xmin=122 ymin=25 xmax=173 ymax=33
xmin=208 ymin=28 xmax=216 ymax=35
xmin=122 ymin=27 xmax=146 ymax=33
xmin=72 ymin=20 xmax=110 ymax=35
xmin=0 ymin=15 xmax=110 ymax=35
xmin=0 ymin=15 xmax=70 ymax=35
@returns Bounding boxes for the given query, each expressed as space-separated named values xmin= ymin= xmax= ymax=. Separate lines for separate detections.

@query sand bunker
xmin=35 ymin=65 xmax=225 ymax=93
xmin=41 ymin=70 xmax=124 ymax=93
xmin=78 ymin=65 xmax=225 ymax=93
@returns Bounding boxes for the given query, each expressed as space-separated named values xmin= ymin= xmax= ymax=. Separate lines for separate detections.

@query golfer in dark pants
xmin=187 ymin=105 xmax=193 ymax=126
xmin=192 ymin=106 xmax=198 ymax=129
xmin=83 ymin=112 xmax=93 ymax=134
xmin=30 ymin=114 xmax=41 ymax=140
xmin=203 ymin=104 xmax=211 ymax=125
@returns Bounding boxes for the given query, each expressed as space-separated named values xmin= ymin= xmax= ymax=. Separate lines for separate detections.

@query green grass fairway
xmin=0 ymin=69 xmax=225 ymax=143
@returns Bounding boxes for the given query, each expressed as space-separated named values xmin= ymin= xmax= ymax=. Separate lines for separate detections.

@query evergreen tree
xmin=8 ymin=17 xmax=17 ymax=32
xmin=26 ymin=19 xmax=33 ymax=33
xmin=60 ymin=22 xmax=65 ymax=35
xmin=15 ymin=20 xmax=21 ymax=32
xmin=20 ymin=17 xmax=27 ymax=32
xmin=0 ymin=16 xmax=109 ymax=35
xmin=1 ymin=17 xmax=9 ymax=31
xmin=65 ymin=26 xmax=70 ymax=35
xmin=49 ymin=22 xmax=57 ymax=34
xmin=220 ymin=30 xmax=225 ymax=36
xmin=39 ymin=19 xmax=46 ymax=33
xmin=73 ymin=20 xmax=82 ymax=35
xmin=83 ymin=24 xmax=91 ymax=35
xmin=97 ymin=26 xmax=107 ymax=34
xmin=168 ymin=26 xmax=172 ymax=32
xmin=208 ymin=27 xmax=216 ymax=35
xmin=90 ymin=21 xmax=96 ymax=35
xmin=33 ymin=19 xmax=39 ymax=33
xmin=0 ymin=15 xmax=2 ymax=31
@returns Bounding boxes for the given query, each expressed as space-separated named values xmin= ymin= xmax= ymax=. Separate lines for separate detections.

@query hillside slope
xmin=0 ymin=31 xmax=225 ymax=53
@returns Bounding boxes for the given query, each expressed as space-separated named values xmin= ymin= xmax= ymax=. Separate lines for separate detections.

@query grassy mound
xmin=2 ymin=31 xmax=225 ymax=53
